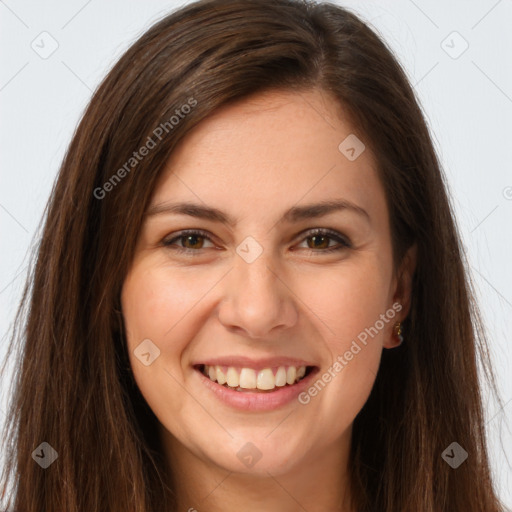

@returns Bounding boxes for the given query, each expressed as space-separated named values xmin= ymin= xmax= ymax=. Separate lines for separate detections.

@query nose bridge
xmin=238 ymin=246 xmax=277 ymax=295
xmin=234 ymin=242 xmax=283 ymax=313
xmin=234 ymin=232 xmax=278 ymax=289
xmin=217 ymin=238 xmax=297 ymax=338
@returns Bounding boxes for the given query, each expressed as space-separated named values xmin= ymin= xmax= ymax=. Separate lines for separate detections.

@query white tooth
xmin=239 ymin=368 xmax=257 ymax=389
xmin=208 ymin=365 xmax=216 ymax=381
xmin=275 ymin=366 xmax=287 ymax=387
xmin=297 ymin=366 xmax=306 ymax=379
xmin=257 ymin=368 xmax=276 ymax=390
xmin=286 ymin=366 xmax=297 ymax=385
xmin=226 ymin=367 xmax=239 ymax=387
xmin=215 ymin=365 xmax=227 ymax=385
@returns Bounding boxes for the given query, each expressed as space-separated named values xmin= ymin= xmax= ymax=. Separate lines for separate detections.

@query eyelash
xmin=161 ymin=228 xmax=351 ymax=256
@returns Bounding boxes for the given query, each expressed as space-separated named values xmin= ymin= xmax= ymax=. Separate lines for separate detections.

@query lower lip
xmin=194 ymin=367 xmax=318 ymax=412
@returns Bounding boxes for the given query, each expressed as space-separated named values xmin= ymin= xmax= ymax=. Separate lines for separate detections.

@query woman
xmin=0 ymin=0 xmax=506 ymax=510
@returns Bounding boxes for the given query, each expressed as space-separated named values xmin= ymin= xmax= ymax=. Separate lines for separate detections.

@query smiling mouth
xmin=195 ymin=364 xmax=316 ymax=393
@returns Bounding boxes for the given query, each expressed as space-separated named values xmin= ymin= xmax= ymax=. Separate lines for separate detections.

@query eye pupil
xmin=308 ymin=235 xmax=329 ymax=249
xmin=183 ymin=234 xmax=203 ymax=249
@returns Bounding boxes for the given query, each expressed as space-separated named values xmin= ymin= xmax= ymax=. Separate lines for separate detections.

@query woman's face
xmin=121 ymin=88 xmax=412 ymax=476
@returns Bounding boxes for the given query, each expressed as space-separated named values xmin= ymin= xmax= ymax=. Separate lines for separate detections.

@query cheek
xmin=121 ymin=264 xmax=208 ymax=352
xmin=295 ymin=257 xmax=392 ymax=353
xmin=120 ymin=263 xmax=226 ymax=410
xmin=120 ymin=264 xmax=207 ymax=436
xmin=292 ymin=258 xmax=391 ymax=433
xmin=120 ymin=265 xmax=195 ymax=404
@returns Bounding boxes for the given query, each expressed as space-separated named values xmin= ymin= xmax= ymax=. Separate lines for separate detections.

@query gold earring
xmin=395 ymin=321 xmax=403 ymax=345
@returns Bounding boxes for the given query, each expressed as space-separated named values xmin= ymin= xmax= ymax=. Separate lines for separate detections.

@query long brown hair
xmin=0 ymin=0 xmax=506 ymax=510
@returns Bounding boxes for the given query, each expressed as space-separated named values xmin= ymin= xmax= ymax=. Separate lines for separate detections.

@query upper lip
xmin=193 ymin=356 xmax=317 ymax=371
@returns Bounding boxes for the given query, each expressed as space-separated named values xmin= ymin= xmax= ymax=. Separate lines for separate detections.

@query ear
xmin=394 ymin=243 xmax=417 ymax=317
xmin=383 ymin=243 xmax=417 ymax=348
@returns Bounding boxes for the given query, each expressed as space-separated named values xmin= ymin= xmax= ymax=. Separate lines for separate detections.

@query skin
xmin=121 ymin=88 xmax=416 ymax=511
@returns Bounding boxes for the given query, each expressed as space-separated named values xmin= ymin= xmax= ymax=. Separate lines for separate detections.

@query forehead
xmin=150 ymin=88 xmax=385 ymax=225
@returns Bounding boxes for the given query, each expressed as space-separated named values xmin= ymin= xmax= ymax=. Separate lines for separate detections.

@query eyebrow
xmin=145 ymin=198 xmax=370 ymax=226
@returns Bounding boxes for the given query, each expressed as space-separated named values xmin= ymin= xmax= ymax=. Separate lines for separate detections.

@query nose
xmin=216 ymin=249 xmax=299 ymax=339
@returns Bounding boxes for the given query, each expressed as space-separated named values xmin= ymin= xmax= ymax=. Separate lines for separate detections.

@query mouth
xmin=194 ymin=363 xmax=317 ymax=393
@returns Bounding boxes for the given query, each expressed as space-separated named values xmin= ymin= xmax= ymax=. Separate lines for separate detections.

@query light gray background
xmin=1 ymin=0 xmax=511 ymax=506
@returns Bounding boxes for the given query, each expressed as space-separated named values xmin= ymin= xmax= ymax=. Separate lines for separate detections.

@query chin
xmin=194 ymin=430 xmax=309 ymax=476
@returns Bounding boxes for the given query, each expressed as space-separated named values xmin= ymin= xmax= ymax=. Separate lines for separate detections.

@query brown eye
xmin=297 ymin=228 xmax=351 ymax=253
xmin=162 ymin=228 xmax=351 ymax=256
xmin=180 ymin=234 xmax=205 ymax=249
xmin=162 ymin=230 xmax=215 ymax=254
xmin=306 ymin=234 xmax=330 ymax=249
